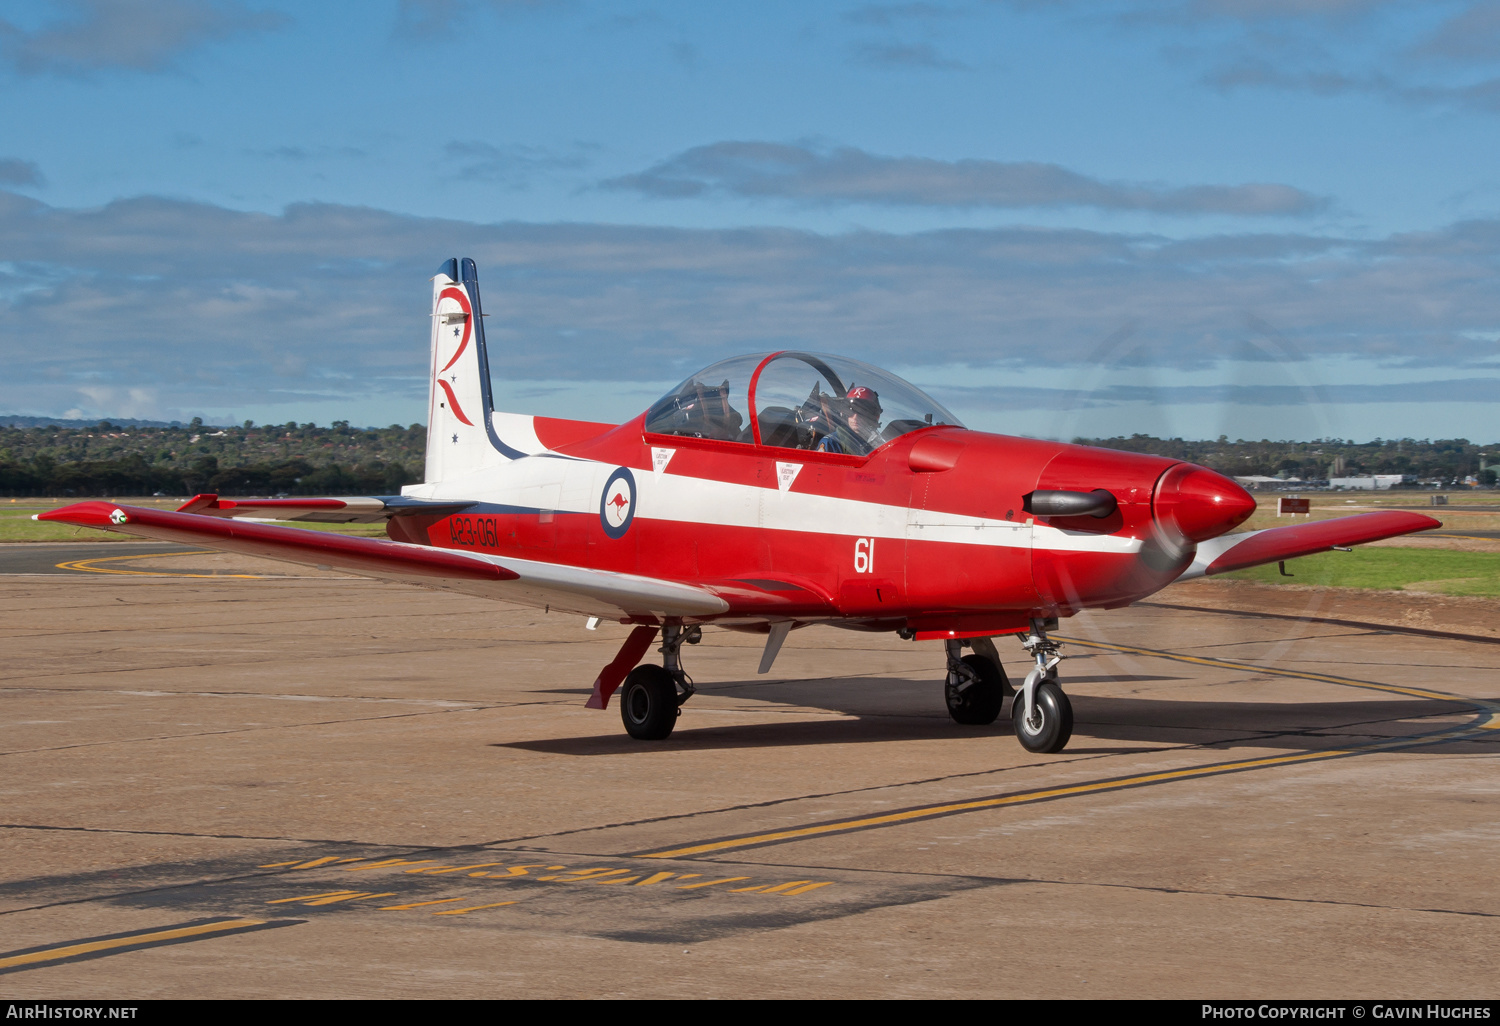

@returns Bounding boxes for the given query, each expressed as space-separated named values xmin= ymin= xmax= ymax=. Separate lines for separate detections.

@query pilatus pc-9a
xmin=40 ymin=258 xmax=1439 ymax=754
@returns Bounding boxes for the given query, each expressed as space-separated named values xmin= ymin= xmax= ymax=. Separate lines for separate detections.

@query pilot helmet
xmin=845 ymin=385 xmax=882 ymax=418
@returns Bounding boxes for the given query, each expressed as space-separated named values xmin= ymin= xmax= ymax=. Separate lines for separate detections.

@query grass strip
xmin=1223 ymin=547 xmax=1500 ymax=597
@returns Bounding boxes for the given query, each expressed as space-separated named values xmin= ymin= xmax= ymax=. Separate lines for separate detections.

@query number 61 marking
xmin=853 ymin=537 xmax=875 ymax=574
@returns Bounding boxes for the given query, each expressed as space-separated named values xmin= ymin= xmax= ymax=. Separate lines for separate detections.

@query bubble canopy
xmin=644 ymin=351 xmax=963 ymax=455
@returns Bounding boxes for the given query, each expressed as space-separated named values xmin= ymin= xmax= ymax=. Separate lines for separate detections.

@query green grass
xmin=1234 ymin=491 xmax=1500 ymax=534
xmin=1222 ymin=547 xmax=1500 ymax=597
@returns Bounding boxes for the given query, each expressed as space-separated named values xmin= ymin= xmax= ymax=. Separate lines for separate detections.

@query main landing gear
xmin=619 ymin=624 xmax=699 ymax=741
xmin=943 ymin=637 xmax=1011 ymax=725
xmin=941 ymin=620 xmax=1073 ymax=753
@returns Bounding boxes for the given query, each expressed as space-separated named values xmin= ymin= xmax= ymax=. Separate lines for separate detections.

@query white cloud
xmin=2 ymin=188 xmax=1499 ymax=430
xmin=0 ymin=158 xmax=43 ymax=187
xmin=603 ymin=142 xmax=1328 ymax=216
xmin=0 ymin=0 xmax=285 ymax=77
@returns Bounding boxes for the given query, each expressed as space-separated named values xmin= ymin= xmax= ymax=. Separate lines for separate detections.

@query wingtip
xmin=34 ymin=500 xmax=118 ymax=527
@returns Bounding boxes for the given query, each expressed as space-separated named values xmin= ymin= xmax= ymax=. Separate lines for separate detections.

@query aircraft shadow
xmin=499 ymin=676 xmax=1480 ymax=757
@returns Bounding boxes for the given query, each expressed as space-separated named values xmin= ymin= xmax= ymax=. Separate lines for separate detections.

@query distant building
xmin=1233 ymin=475 xmax=1328 ymax=491
xmin=1329 ymin=475 xmax=1411 ymax=490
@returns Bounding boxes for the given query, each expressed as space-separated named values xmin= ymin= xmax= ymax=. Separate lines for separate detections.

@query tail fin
xmin=423 ymin=257 xmax=524 ymax=483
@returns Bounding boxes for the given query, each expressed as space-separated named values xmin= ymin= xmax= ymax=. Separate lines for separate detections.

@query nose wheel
xmin=1012 ymin=678 xmax=1072 ymax=753
xmin=1012 ymin=618 xmax=1073 ymax=754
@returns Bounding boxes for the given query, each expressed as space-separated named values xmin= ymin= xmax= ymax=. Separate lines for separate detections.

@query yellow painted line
xmin=267 ymin=890 xmax=359 ymax=903
xmin=758 ymin=881 xmax=821 ymax=894
xmin=468 ymin=864 xmax=555 ymax=878
xmin=0 ymin=918 xmax=266 ymax=970
xmin=286 ymin=856 xmax=356 ymax=870
xmin=412 ymin=863 xmax=507 ymax=875
xmin=639 ymin=749 xmax=1360 ymax=858
xmin=431 ymin=901 xmax=518 ymax=916
xmin=343 ymin=859 xmax=434 ymax=872
xmin=781 ymin=882 xmax=835 ymax=896
xmin=378 ymin=898 xmax=466 ymax=910
xmin=53 ymin=550 xmax=265 ymax=579
xmin=1058 ymin=637 xmax=1470 ymax=704
xmin=536 ymin=867 xmax=628 ymax=882
xmin=676 ymin=877 xmax=751 ymax=889
xmin=640 ymin=638 xmax=1496 ymax=860
xmin=268 ymin=890 xmax=397 ymax=905
xmin=634 ymin=872 xmax=677 ymax=886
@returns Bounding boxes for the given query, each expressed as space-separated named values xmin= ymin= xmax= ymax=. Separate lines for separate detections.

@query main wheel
xmin=945 ymin=654 xmax=1008 ymax=725
xmin=619 ymin=664 xmax=679 ymax=740
xmin=1012 ymin=679 xmax=1073 ymax=753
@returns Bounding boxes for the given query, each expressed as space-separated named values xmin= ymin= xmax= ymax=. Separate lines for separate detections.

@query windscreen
xmin=750 ymin=352 xmax=962 ymax=454
xmin=643 ymin=354 xmax=761 ymax=442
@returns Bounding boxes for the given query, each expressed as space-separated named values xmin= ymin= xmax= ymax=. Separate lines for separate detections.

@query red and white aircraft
xmin=39 ymin=258 xmax=1440 ymax=753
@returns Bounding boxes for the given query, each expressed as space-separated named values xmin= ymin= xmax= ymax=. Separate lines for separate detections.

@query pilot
xmin=803 ymin=385 xmax=882 ymax=455
xmin=840 ymin=385 xmax=883 ymax=454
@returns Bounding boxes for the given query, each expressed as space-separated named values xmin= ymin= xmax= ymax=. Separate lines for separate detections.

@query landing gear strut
xmin=943 ymin=637 xmax=1011 ymax=725
xmin=619 ymin=624 xmax=698 ymax=741
xmin=1013 ymin=618 xmax=1073 ymax=754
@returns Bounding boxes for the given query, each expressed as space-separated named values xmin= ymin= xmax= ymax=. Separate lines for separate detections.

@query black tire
xmin=619 ymin=664 xmax=679 ymax=740
xmin=1012 ymin=679 xmax=1073 ymax=754
xmin=945 ymin=654 xmax=1008 ymax=725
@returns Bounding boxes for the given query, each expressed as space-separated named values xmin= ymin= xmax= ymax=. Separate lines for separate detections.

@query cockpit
xmin=644 ymin=351 xmax=963 ymax=455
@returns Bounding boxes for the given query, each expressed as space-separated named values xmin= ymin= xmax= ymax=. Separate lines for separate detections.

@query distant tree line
xmin=3 ymin=420 xmax=1496 ymax=497
xmin=1080 ymin=434 xmax=1498 ymax=486
xmin=0 ymin=420 xmax=425 ymax=497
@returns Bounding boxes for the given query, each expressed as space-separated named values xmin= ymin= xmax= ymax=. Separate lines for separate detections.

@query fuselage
xmin=400 ymin=412 xmax=1256 ymax=635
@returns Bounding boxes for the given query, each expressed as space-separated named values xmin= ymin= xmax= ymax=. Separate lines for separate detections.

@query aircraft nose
xmin=1152 ymin=463 xmax=1257 ymax=544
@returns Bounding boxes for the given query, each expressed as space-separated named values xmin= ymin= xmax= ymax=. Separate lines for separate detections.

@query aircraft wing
xmin=174 ymin=492 xmax=475 ymax=524
xmin=1176 ymin=510 xmax=1441 ymax=581
xmin=36 ymin=501 xmax=729 ymax=621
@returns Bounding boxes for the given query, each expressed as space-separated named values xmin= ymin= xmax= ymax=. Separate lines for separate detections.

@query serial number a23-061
xmin=449 ymin=515 xmax=501 ymax=548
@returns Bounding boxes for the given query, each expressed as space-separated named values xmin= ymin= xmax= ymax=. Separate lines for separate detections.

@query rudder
xmin=423 ymin=257 xmax=520 ymax=483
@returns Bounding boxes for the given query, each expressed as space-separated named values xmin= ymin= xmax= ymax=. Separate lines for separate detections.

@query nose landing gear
xmin=1013 ymin=618 xmax=1073 ymax=753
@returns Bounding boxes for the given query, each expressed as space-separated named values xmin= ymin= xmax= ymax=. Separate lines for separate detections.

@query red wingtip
xmin=35 ymin=500 xmax=126 ymax=528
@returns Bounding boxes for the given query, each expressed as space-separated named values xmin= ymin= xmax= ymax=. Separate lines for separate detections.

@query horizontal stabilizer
xmin=175 ymin=493 xmax=476 ymax=524
xmin=1177 ymin=510 xmax=1441 ymax=581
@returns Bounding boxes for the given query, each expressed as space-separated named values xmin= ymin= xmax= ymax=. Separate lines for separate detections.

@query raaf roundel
xmin=39 ymin=257 xmax=1441 ymax=754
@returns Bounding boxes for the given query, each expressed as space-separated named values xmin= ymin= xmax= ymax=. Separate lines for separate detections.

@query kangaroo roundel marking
xmin=600 ymin=467 xmax=637 ymax=539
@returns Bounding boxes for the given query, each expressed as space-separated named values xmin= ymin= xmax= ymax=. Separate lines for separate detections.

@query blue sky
xmin=2 ymin=0 xmax=1499 ymax=441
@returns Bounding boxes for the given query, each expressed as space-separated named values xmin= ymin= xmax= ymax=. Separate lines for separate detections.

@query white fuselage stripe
xmin=416 ymin=454 xmax=1144 ymax=555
